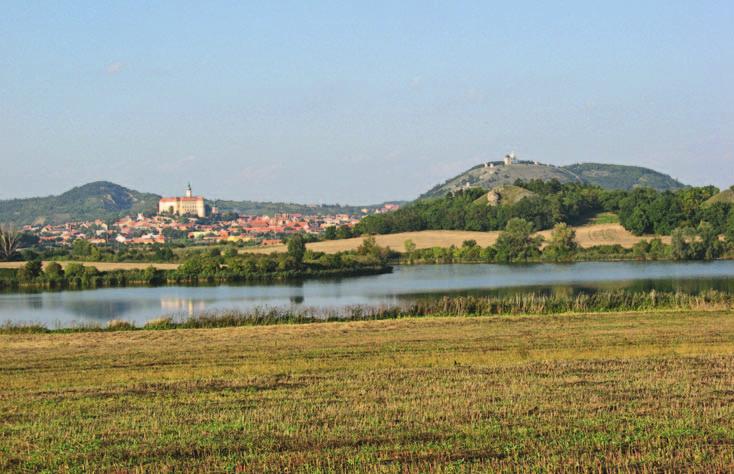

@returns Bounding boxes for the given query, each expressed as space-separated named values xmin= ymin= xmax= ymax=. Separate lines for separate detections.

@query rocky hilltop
xmin=420 ymin=157 xmax=685 ymax=199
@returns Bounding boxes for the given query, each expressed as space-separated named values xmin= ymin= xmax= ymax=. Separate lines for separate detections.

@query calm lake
xmin=2 ymin=261 xmax=733 ymax=327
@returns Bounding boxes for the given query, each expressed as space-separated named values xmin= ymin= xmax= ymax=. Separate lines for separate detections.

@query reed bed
xmin=172 ymin=289 xmax=733 ymax=329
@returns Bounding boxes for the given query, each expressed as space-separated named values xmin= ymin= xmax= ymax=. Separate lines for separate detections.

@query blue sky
xmin=1 ymin=1 xmax=732 ymax=203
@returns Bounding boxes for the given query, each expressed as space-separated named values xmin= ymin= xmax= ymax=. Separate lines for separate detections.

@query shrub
xmin=44 ymin=262 xmax=64 ymax=279
xmin=106 ymin=320 xmax=135 ymax=331
xmin=144 ymin=317 xmax=173 ymax=329
xmin=65 ymin=262 xmax=86 ymax=279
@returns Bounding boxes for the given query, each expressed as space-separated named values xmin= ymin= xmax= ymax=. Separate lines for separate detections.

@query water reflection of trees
xmin=62 ymin=300 xmax=141 ymax=320
xmin=396 ymin=278 xmax=734 ymax=302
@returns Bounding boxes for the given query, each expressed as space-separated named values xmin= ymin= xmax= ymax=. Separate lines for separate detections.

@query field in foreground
xmin=247 ymin=223 xmax=670 ymax=254
xmin=2 ymin=311 xmax=734 ymax=472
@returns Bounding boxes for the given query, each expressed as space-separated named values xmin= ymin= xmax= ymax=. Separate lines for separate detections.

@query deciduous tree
xmin=0 ymin=223 xmax=22 ymax=260
xmin=287 ymin=234 xmax=307 ymax=266
xmin=544 ymin=223 xmax=578 ymax=262
xmin=495 ymin=218 xmax=542 ymax=263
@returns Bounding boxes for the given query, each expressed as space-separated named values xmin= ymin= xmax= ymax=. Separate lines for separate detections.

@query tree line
xmin=0 ymin=236 xmax=391 ymax=291
xmin=400 ymin=218 xmax=733 ymax=264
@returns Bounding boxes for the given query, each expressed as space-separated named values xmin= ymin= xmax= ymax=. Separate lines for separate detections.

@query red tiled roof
xmin=160 ymin=197 xmax=204 ymax=202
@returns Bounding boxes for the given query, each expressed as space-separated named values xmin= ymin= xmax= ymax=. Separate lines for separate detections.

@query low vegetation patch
xmin=106 ymin=319 xmax=135 ymax=330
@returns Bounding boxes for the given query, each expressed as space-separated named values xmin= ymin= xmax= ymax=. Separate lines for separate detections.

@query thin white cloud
xmin=105 ymin=62 xmax=125 ymax=75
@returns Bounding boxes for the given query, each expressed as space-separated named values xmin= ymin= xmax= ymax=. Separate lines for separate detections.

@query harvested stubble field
xmin=247 ymin=223 xmax=669 ymax=254
xmin=2 ymin=311 xmax=734 ymax=472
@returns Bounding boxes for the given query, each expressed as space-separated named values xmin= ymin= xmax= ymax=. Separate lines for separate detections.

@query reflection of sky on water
xmin=1 ymin=261 xmax=733 ymax=327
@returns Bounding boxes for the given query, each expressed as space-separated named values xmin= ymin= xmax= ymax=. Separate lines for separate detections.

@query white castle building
xmin=158 ymin=183 xmax=206 ymax=218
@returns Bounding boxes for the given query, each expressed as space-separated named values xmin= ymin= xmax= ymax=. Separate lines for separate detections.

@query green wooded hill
xmin=564 ymin=163 xmax=685 ymax=191
xmin=0 ymin=182 xmax=160 ymax=225
xmin=421 ymin=161 xmax=685 ymax=198
xmin=210 ymin=199 xmax=401 ymax=217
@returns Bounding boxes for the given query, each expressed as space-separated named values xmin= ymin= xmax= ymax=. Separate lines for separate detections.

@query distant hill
xmin=704 ymin=187 xmax=734 ymax=206
xmin=211 ymin=199 xmax=402 ymax=217
xmin=0 ymin=182 xmax=160 ymax=225
xmin=0 ymin=182 xmax=403 ymax=225
xmin=420 ymin=160 xmax=685 ymax=198
xmin=563 ymin=163 xmax=685 ymax=191
xmin=420 ymin=161 xmax=582 ymax=199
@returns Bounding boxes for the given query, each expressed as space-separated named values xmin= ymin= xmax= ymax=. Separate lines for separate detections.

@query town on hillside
xmin=19 ymin=184 xmax=399 ymax=248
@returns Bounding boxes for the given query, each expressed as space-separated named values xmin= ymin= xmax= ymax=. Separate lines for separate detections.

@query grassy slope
xmin=2 ymin=311 xmax=734 ymax=471
xmin=473 ymin=184 xmax=537 ymax=207
xmin=420 ymin=162 xmax=581 ymax=199
xmin=705 ymin=188 xmax=734 ymax=206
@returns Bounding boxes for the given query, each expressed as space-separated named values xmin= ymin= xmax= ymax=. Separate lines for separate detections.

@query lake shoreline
xmin=3 ymin=288 xmax=732 ymax=335
xmin=2 ymin=261 xmax=733 ymax=329
xmin=0 ymin=264 xmax=393 ymax=293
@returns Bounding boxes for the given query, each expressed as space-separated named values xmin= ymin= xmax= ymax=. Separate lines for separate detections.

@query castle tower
xmin=159 ymin=183 xmax=206 ymax=218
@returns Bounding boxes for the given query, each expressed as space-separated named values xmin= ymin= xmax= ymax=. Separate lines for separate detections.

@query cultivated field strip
xmin=246 ymin=223 xmax=670 ymax=254
xmin=1 ymin=311 xmax=733 ymax=472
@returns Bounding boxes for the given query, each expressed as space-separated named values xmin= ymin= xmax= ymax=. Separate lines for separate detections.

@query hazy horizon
xmin=2 ymin=1 xmax=733 ymax=202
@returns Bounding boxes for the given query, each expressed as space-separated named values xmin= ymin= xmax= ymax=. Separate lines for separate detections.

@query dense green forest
xmin=354 ymin=180 xmax=734 ymax=239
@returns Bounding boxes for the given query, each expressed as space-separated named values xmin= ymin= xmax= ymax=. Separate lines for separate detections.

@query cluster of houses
xmin=19 ymin=184 xmax=400 ymax=248
xmin=22 ymin=212 xmax=373 ymax=247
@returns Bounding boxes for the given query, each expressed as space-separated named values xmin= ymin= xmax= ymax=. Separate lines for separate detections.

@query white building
xmin=158 ymin=184 xmax=206 ymax=218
